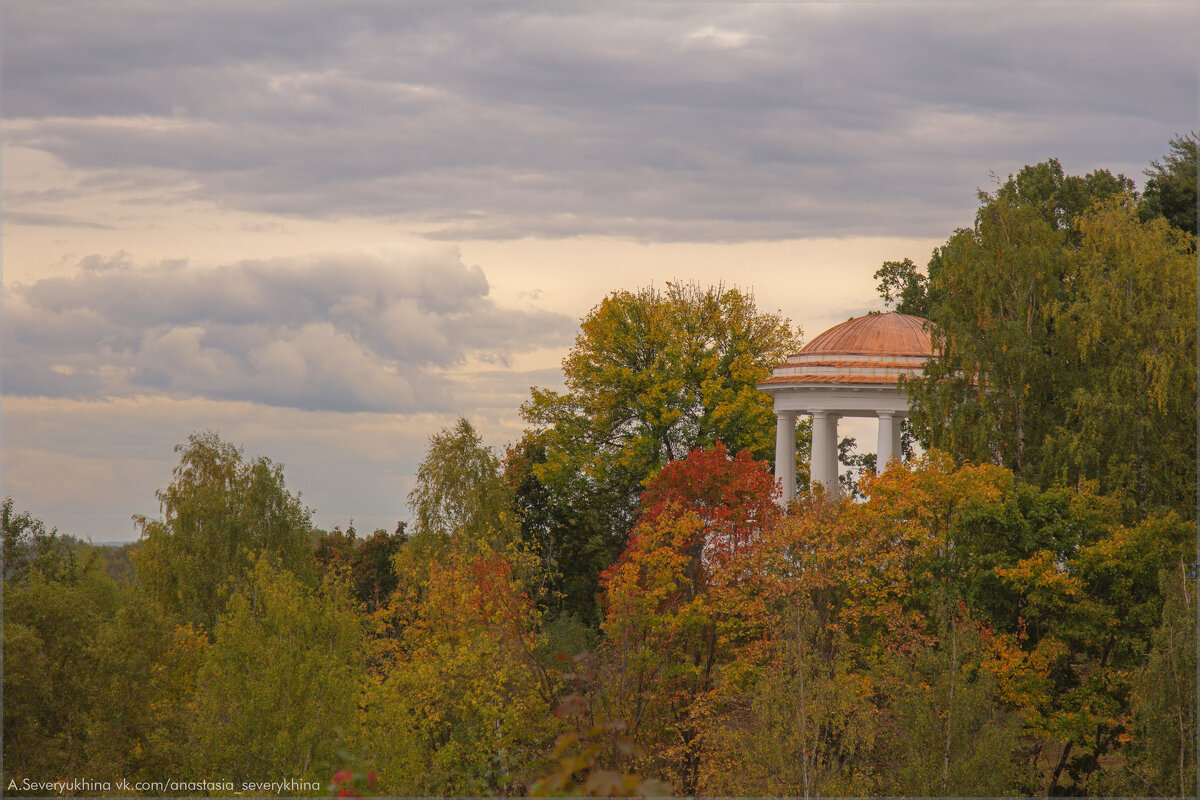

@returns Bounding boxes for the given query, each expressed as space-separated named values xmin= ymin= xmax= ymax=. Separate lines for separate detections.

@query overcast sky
xmin=4 ymin=1 xmax=1196 ymax=541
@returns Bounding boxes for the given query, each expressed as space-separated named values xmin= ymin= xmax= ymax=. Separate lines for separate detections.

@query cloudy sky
xmin=3 ymin=1 xmax=1196 ymax=542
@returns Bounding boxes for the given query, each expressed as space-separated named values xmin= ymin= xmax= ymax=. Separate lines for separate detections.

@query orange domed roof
xmin=758 ymin=312 xmax=934 ymax=389
xmin=800 ymin=312 xmax=932 ymax=358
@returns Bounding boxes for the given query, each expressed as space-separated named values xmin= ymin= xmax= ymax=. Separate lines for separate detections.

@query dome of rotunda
xmin=802 ymin=311 xmax=932 ymax=358
xmin=760 ymin=312 xmax=934 ymax=387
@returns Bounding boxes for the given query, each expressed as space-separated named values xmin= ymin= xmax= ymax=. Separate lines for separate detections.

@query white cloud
xmin=683 ymin=25 xmax=757 ymax=50
xmin=3 ymin=246 xmax=576 ymax=412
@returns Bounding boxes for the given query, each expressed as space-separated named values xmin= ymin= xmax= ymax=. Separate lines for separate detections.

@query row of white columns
xmin=774 ymin=410 xmax=904 ymax=502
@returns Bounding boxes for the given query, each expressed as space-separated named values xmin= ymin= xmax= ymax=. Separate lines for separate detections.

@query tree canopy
xmin=407 ymin=418 xmax=514 ymax=545
xmin=517 ymin=283 xmax=800 ymax=622
xmin=887 ymin=156 xmax=1196 ymax=517
xmin=134 ymin=431 xmax=316 ymax=634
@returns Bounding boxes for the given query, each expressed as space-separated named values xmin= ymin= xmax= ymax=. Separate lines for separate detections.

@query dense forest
xmin=4 ymin=136 xmax=1197 ymax=797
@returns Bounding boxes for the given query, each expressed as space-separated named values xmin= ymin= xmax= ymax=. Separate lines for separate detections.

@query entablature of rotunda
xmin=759 ymin=383 xmax=912 ymax=417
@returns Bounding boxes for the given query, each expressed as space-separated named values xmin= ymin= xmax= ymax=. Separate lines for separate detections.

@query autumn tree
xmin=313 ymin=522 xmax=406 ymax=612
xmin=518 ymin=284 xmax=801 ymax=623
xmin=995 ymin=509 xmax=1196 ymax=793
xmin=701 ymin=454 xmax=1190 ymax=796
xmin=361 ymin=540 xmax=558 ymax=796
xmin=134 ymin=432 xmax=316 ymax=634
xmin=749 ymin=458 xmax=1031 ymax=794
xmin=853 ymin=458 xmax=1196 ymax=792
xmin=704 ymin=489 xmax=884 ymax=799
xmin=595 ymin=444 xmax=780 ymax=794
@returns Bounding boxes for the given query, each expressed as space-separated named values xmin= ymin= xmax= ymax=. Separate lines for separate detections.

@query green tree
xmin=190 ymin=557 xmax=363 ymax=788
xmin=3 ymin=501 xmax=209 ymax=791
xmin=134 ymin=431 xmax=315 ymax=634
xmin=1110 ymin=556 xmax=1197 ymax=797
xmin=906 ymin=161 xmax=1195 ymax=516
xmin=909 ymin=174 xmax=1077 ymax=476
xmin=408 ymin=418 xmax=514 ymax=545
xmin=518 ymin=283 xmax=801 ymax=622
xmin=1043 ymin=197 xmax=1196 ymax=514
xmin=874 ymin=257 xmax=930 ymax=317
xmin=1140 ymin=132 xmax=1198 ymax=242
xmin=3 ymin=502 xmax=114 ymax=785
xmin=3 ymin=497 xmax=81 ymax=584
xmin=83 ymin=598 xmax=208 ymax=784
xmin=998 ymin=158 xmax=1133 ymax=245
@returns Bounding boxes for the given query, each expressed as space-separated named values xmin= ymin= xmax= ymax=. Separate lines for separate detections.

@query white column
xmin=876 ymin=411 xmax=895 ymax=474
xmin=892 ymin=417 xmax=904 ymax=465
xmin=825 ymin=413 xmax=841 ymax=496
xmin=774 ymin=410 xmax=797 ymax=504
xmin=810 ymin=411 xmax=840 ymax=496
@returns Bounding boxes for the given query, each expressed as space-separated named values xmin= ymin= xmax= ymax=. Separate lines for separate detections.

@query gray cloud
xmin=3 ymin=246 xmax=577 ymax=412
xmin=4 ymin=2 xmax=1194 ymax=241
xmin=3 ymin=210 xmax=117 ymax=229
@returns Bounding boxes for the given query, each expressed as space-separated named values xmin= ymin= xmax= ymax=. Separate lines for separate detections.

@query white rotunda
xmin=757 ymin=312 xmax=934 ymax=501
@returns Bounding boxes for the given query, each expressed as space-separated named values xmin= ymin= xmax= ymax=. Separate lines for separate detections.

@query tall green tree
xmin=190 ymin=557 xmax=363 ymax=788
xmin=996 ymin=158 xmax=1133 ymax=245
xmin=910 ymin=180 xmax=1072 ymax=476
xmin=407 ymin=418 xmax=514 ymax=545
xmin=1043 ymin=197 xmax=1196 ymax=513
xmin=134 ymin=432 xmax=315 ymax=634
xmin=874 ymin=257 xmax=930 ymax=317
xmin=517 ymin=283 xmax=801 ymax=622
xmin=904 ymin=158 xmax=1195 ymax=515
